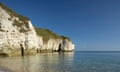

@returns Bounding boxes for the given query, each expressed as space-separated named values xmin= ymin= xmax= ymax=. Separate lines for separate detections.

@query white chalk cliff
xmin=0 ymin=3 xmax=74 ymax=56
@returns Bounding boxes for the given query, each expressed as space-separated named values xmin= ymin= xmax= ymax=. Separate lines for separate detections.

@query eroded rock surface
xmin=0 ymin=3 xmax=74 ymax=56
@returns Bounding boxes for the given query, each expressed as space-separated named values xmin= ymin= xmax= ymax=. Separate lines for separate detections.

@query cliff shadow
xmin=58 ymin=43 xmax=62 ymax=52
xmin=20 ymin=44 xmax=24 ymax=56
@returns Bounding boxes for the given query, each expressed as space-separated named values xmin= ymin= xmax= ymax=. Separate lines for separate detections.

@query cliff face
xmin=0 ymin=3 xmax=74 ymax=56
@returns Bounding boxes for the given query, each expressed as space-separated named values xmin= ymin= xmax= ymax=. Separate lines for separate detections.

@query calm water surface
xmin=0 ymin=51 xmax=120 ymax=72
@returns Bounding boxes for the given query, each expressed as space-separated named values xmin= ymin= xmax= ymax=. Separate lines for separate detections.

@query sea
xmin=0 ymin=51 xmax=120 ymax=72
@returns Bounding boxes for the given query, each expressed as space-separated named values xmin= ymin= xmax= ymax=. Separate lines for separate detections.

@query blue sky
xmin=0 ymin=0 xmax=120 ymax=51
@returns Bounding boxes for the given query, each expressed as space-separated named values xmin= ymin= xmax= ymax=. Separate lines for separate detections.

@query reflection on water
xmin=1 ymin=52 xmax=120 ymax=72
xmin=0 ymin=52 xmax=74 ymax=72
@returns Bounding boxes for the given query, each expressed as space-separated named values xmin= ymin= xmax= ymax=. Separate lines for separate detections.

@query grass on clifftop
xmin=35 ymin=27 xmax=70 ymax=43
xmin=0 ymin=3 xmax=29 ymax=26
xmin=0 ymin=3 xmax=29 ymax=20
xmin=0 ymin=3 xmax=71 ymax=42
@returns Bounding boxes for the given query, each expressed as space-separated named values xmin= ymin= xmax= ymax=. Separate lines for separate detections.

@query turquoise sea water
xmin=0 ymin=51 xmax=120 ymax=72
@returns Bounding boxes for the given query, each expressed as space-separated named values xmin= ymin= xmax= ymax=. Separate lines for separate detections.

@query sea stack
xmin=0 ymin=3 xmax=75 ymax=56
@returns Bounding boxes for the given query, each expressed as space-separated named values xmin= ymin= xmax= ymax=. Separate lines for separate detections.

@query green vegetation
xmin=61 ymin=36 xmax=70 ymax=41
xmin=19 ymin=28 xmax=28 ymax=33
xmin=13 ymin=20 xmax=23 ymax=27
xmin=0 ymin=3 xmax=29 ymax=28
xmin=0 ymin=3 xmax=71 ymax=41
xmin=35 ymin=27 xmax=70 ymax=43
xmin=13 ymin=20 xmax=29 ymax=32
xmin=35 ymin=27 xmax=61 ymax=43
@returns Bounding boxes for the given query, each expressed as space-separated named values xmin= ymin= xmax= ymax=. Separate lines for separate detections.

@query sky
xmin=0 ymin=0 xmax=120 ymax=51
